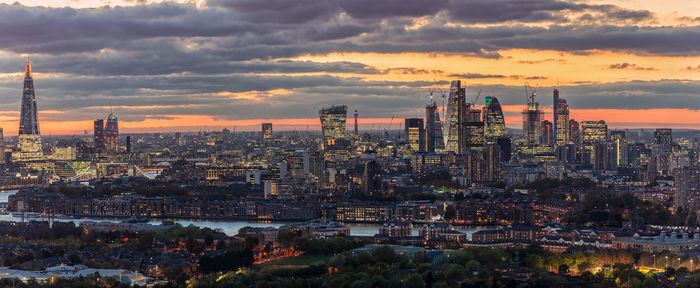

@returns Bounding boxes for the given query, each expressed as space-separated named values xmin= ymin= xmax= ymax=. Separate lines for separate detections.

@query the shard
xmin=16 ymin=59 xmax=43 ymax=161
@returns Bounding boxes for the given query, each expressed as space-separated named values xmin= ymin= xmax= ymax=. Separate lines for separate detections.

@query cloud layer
xmin=0 ymin=0 xmax=695 ymax=132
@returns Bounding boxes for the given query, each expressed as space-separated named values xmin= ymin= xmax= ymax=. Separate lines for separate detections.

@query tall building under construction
xmin=522 ymin=86 xmax=543 ymax=146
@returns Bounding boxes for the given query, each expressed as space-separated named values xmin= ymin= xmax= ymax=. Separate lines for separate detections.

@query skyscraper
xmin=425 ymin=102 xmax=437 ymax=153
xmin=552 ymin=88 xmax=559 ymax=143
xmin=262 ymin=123 xmax=273 ymax=140
xmin=464 ymin=108 xmax=484 ymax=150
xmin=569 ymin=119 xmax=580 ymax=145
xmin=434 ymin=111 xmax=445 ymax=152
xmin=104 ymin=112 xmax=119 ymax=152
xmin=444 ymin=81 xmax=467 ymax=154
xmin=319 ymin=105 xmax=347 ymax=149
xmin=0 ymin=128 xmax=4 ymax=164
xmin=541 ymin=120 xmax=553 ymax=145
xmin=555 ymin=99 xmax=569 ymax=146
xmin=16 ymin=59 xmax=43 ymax=161
xmin=581 ymin=120 xmax=607 ymax=165
xmin=404 ymin=118 xmax=425 ymax=152
xmin=483 ymin=96 xmax=506 ymax=144
xmin=673 ymin=167 xmax=700 ymax=209
xmin=363 ymin=160 xmax=382 ymax=197
xmin=522 ymin=87 xmax=543 ymax=146
xmin=581 ymin=120 xmax=608 ymax=143
xmin=354 ymin=109 xmax=358 ymax=136
xmin=610 ymin=130 xmax=627 ymax=166
xmin=94 ymin=119 xmax=105 ymax=151
xmin=653 ymin=128 xmax=672 ymax=175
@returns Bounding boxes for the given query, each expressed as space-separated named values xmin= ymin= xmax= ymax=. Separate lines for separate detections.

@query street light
xmin=665 ymin=256 xmax=669 ymax=268
xmin=653 ymin=254 xmax=656 ymax=268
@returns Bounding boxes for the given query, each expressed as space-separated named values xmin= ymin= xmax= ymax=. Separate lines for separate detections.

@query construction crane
xmin=433 ymin=79 xmax=448 ymax=124
xmin=525 ymin=82 xmax=539 ymax=103
xmin=384 ymin=114 xmax=395 ymax=137
xmin=469 ymin=88 xmax=482 ymax=106
xmin=426 ymin=87 xmax=435 ymax=103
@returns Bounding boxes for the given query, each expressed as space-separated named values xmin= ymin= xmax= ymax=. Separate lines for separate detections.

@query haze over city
xmin=0 ymin=0 xmax=697 ymax=134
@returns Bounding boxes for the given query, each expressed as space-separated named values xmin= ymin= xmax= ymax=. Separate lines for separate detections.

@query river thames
xmin=0 ymin=191 xmax=494 ymax=239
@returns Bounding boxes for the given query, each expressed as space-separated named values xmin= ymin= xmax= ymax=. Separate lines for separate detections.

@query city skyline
xmin=0 ymin=0 xmax=698 ymax=135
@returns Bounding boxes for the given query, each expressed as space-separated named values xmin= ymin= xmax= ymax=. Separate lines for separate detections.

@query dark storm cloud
xmin=0 ymin=1 xmax=691 ymax=62
xmin=0 ymin=0 xmax=695 ymax=127
xmin=484 ymin=25 xmax=700 ymax=56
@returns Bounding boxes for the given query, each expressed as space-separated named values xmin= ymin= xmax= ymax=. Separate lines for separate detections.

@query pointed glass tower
xmin=16 ymin=59 xmax=43 ymax=161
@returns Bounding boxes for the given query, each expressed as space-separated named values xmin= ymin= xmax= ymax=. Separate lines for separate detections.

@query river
xmin=0 ymin=191 xmax=494 ymax=240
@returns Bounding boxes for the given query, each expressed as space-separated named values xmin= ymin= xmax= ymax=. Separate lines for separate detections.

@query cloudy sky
xmin=0 ymin=0 xmax=698 ymax=135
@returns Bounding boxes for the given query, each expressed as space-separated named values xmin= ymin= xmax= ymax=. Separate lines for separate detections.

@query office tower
xmin=594 ymin=141 xmax=618 ymax=171
xmin=465 ymin=150 xmax=485 ymax=183
xmin=581 ymin=120 xmax=608 ymax=143
xmin=496 ymin=136 xmax=512 ymax=162
xmin=552 ymin=89 xmax=559 ymax=142
xmin=434 ymin=105 xmax=445 ymax=152
xmin=581 ymin=120 xmax=607 ymax=165
xmin=522 ymin=86 xmax=543 ymax=146
xmin=444 ymin=80 xmax=467 ymax=154
xmin=363 ymin=160 xmax=382 ymax=197
xmin=465 ymin=108 xmax=484 ymax=150
xmin=569 ymin=119 xmax=580 ymax=145
xmin=94 ymin=119 xmax=105 ymax=151
xmin=610 ymin=130 xmax=627 ymax=166
xmin=104 ymin=112 xmax=119 ymax=152
xmin=319 ymin=105 xmax=347 ymax=149
xmin=673 ymin=167 xmax=700 ymax=209
xmin=0 ymin=128 xmax=4 ymax=164
xmin=555 ymin=98 xmax=569 ymax=146
xmin=125 ymin=136 xmax=131 ymax=154
xmin=654 ymin=128 xmax=672 ymax=175
xmin=404 ymin=118 xmax=425 ymax=152
xmin=541 ymin=120 xmax=553 ymax=145
xmin=262 ymin=123 xmax=273 ymax=140
xmin=483 ymin=96 xmax=506 ymax=144
xmin=16 ymin=59 xmax=43 ymax=161
xmin=425 ymin=102 xmax=437 ymax=153
xmin=485 ymin=143 xmax=505 ymax=183
xmin=354 ymin=109 xmax=358 ymax=135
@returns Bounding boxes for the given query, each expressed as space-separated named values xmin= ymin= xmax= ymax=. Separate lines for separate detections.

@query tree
xmin=558 ymin=264 xmax=569 ymax=275
xmin=405 ymin=273 xmax=425 ymax=288
xmin=523 ymin=254 xmax=543 ymax=269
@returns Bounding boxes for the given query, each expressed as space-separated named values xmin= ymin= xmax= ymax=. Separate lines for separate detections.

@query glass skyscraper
xmin=483 ymin=96 xmax=506 ymax=144
xmin=319 ymin=105 xmax=347 ymax=150
xmin=444 ymin=81 xmax=467 ymax=154
xmin=16 ymin=59 xmax=43 ymax=161
xmin=105 ymin=112 xmax=119 ymax=152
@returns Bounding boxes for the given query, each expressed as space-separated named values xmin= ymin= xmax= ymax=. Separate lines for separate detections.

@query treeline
xmin=181 ymin=239 xmax=700 ymax=288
